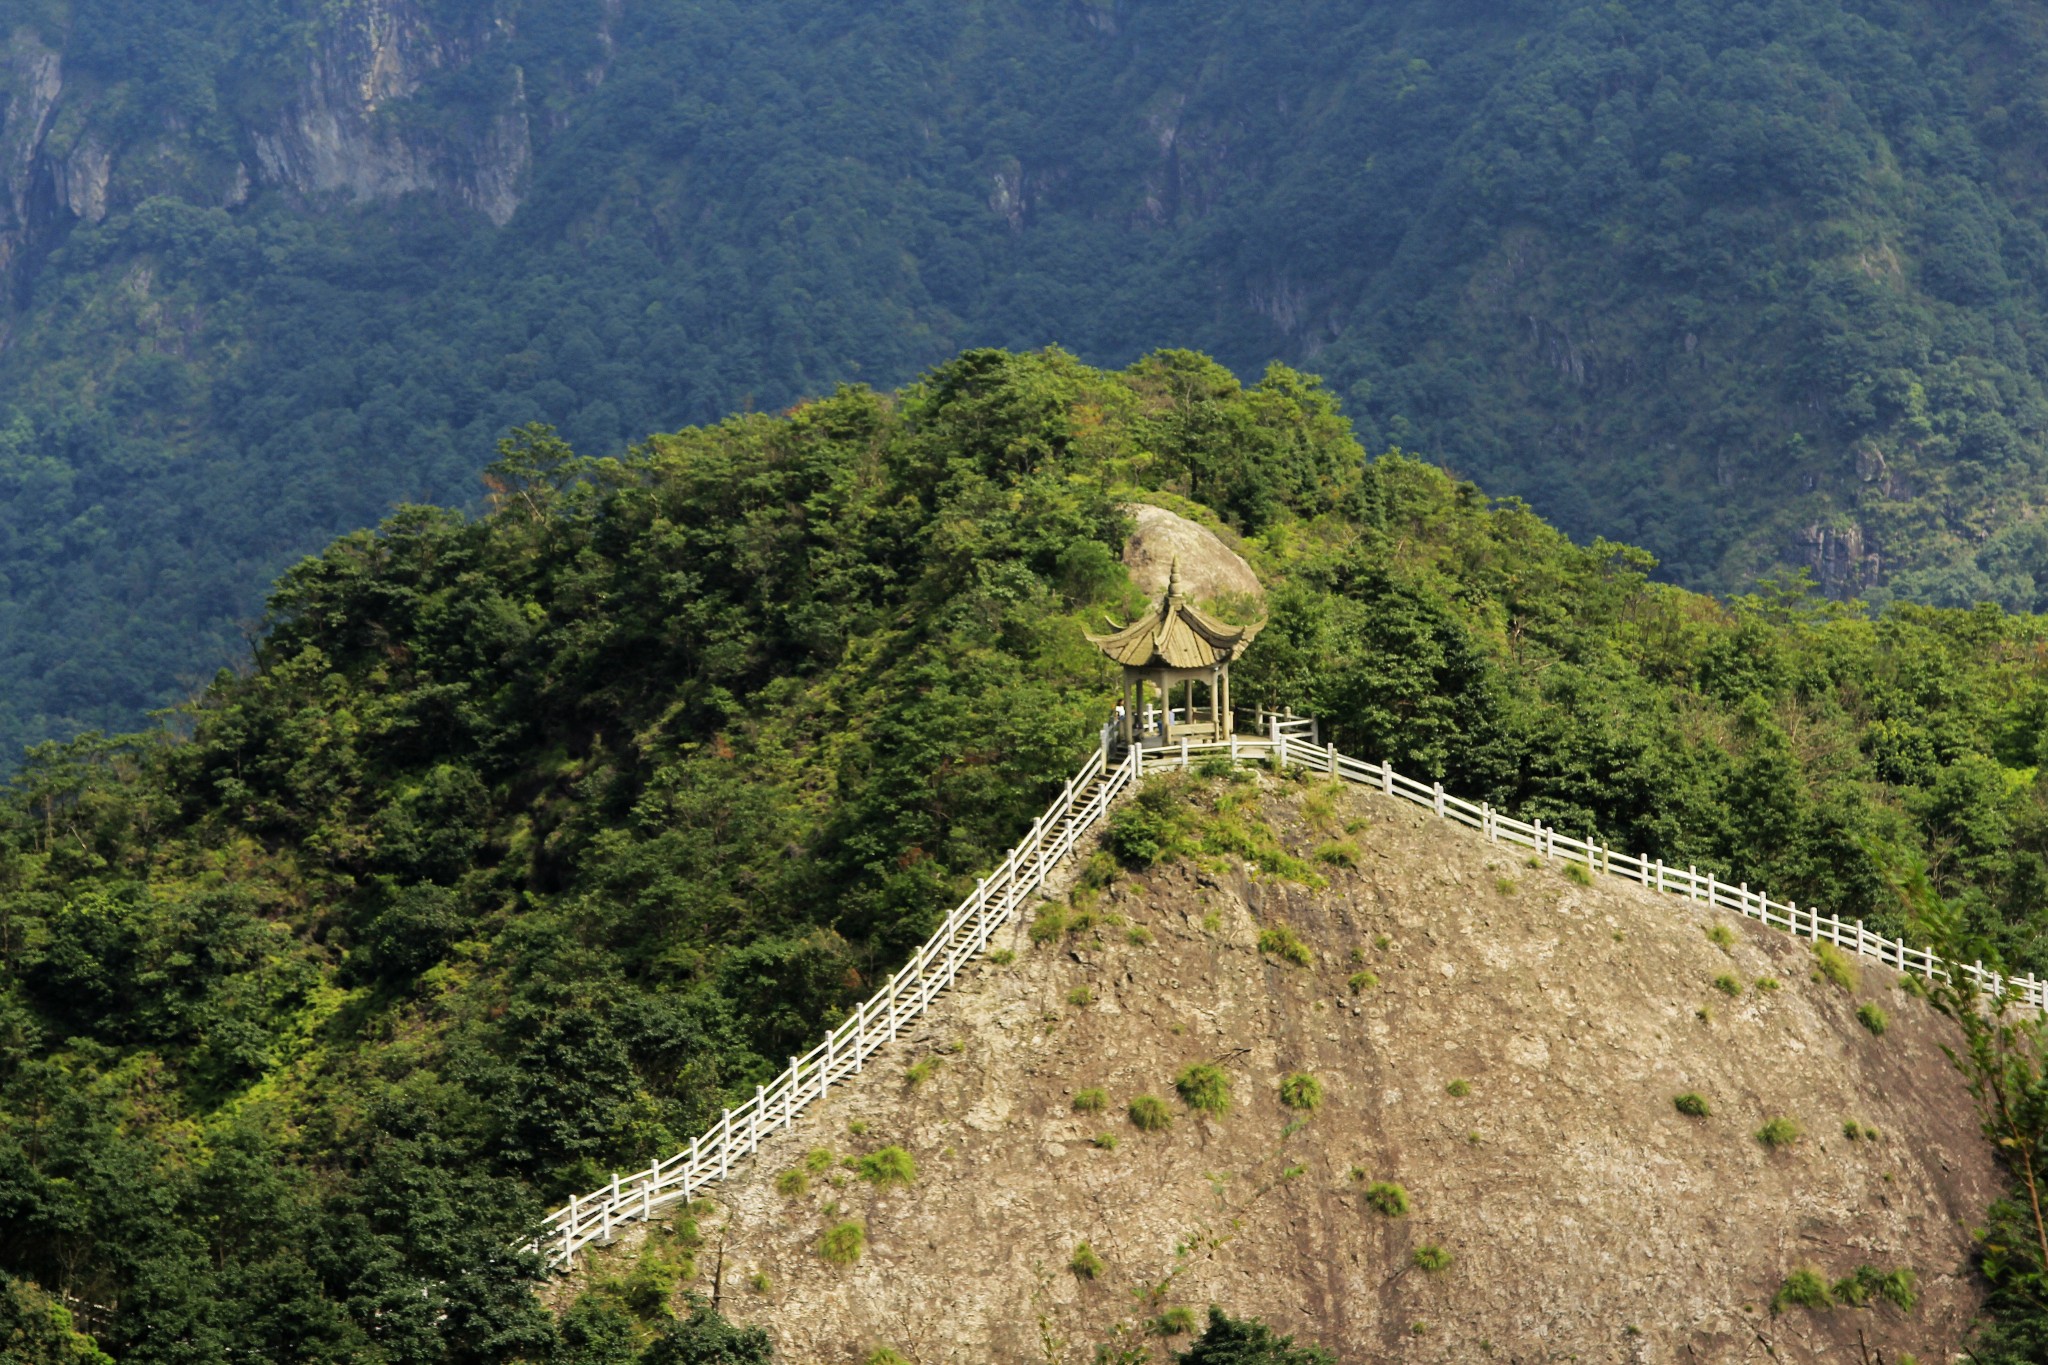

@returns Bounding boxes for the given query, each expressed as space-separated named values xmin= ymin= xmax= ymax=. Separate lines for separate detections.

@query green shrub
xmin=1347 ymin=970 xmax=1379 ymax=994
xmin=1771 ymin=1268 xmax=1833 ymax=1313
xmin=1029 ymin=904 xmax=1069 ymax=945
xmin=1195 ymin=752 xmax=1237 ymax=779
xmin=1564 ymin=861 xmax=1593 ymax=886
xmin=1494 ymin=876 xmax=1518 ymax=895
xmin=1814 ymin=943 xmax=1860 ymax=991
xmin=867 ymin=1350 xmax=912 ymax=1365
xmin=1315 ymin=842 xmax=1360 ymax=868
xmin=774 ymin=1167 xmax=809 ymax=1197
xmin=1706 ymin=924 xmax=1736 ymax=951
xmin=1080 ymin=850 xmax=1120 ymax=889
xmin=988 ymin=948 xmax=1016 ymax=966
xmin=1092 ymin=1132 xmax=1118 ymax=1150
xmin=1279 ymin=1072 xmax=1323 ymax=1111
xmin=803 ymin=1147 xmax=835 ymax=1174
xmin=857 ymin=1146 xmax=917 ymax=1188
xmin=1069 ymin=1241 xmax=1105 ymax=1280
xmin=1066 ymin=985 xmax=1094 ymax=1007
xmin=1857 ymin=1003 xmax=1888 ymax=1036
xmin=1107 ymin=798 xmax=1178 ymax=867
xmin=1257 ymin=925 xmax=1313 ymax=966
xmin=1072 ymin=1087 xmax=1108 ymax=1113
xmin=1756 ymin=1117 xmax=1801 ymax=1149
xmin=1175 ymin=1063 xmax=1231 ymax=1115
xmin=1126 ymin=925 xmax=1154 ymax=946
xmin=747 ymin=1270 xmax=771 ymax=1293
xmin=1445 ymin=1079 xmax=1470 ymax=1098
xmin=1362 ymin=1181 xmax=1410 ymax=1216
xmin=1129 ymin=1095 xmax=1173 ymax=1131
xmin=1374 ymin=934 xmax=1392 ymax=950
xmin=818 ymin=1221 xmax=865 ymax=1266
xmin=1673 ymin=1092 xmax=1710 ymax=1118
xmin=905 ymin=1057 xmax=941 ymax=1087
xmin=1411 ymin=1244 xmax=1453 ymax=1272
xmin=847 ymin=1120 xmax=868 ymax=1136
xmin=1899 ymin=972 xmax=1927 ymax=999
xmin=1755 ymin=977 xmax=1780 ymax=992
xmin=1712 ymin=973 xmax=1741 ymax=997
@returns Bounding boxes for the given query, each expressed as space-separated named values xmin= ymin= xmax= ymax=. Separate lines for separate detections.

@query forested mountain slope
xmin=9 ymin=0 xmax=2048 ymax=754
xmin=1 ymin=348 xmax=2046 ymax=1362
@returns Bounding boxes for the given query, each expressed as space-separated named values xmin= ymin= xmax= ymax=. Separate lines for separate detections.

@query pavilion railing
xmin=527 ymin=719 xmax=2031 ymax=1270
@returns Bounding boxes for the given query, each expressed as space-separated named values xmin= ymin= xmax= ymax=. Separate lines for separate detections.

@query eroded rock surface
xmin=571 ymin=777 xmax=1998 ymax=1363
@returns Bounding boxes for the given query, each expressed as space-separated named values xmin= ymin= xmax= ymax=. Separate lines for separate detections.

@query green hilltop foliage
xmin=1 ymin=348 xmax=2046 ymax=1359
xmin=12 ymin=0 xmax=2048 ymax=755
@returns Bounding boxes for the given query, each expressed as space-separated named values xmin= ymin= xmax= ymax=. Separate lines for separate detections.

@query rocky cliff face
xmin=0 ymin=0 xmax=531 ymax=297
xmin=561 ymin=774 xmax=2000 ymax=1363
xmin=250 ymin=0 xmax=529 ymax=225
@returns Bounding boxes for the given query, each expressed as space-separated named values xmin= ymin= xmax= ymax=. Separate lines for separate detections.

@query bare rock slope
xmin=589 ymin=773 xmax=1999 ymax=1363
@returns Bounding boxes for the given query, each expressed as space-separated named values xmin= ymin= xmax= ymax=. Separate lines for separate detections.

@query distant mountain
xmin=7 ymin=0 xmax=2048 ymax=755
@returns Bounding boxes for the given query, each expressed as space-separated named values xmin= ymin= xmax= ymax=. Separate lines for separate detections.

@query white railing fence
xmin=527 ymin=739 xmax=1142 ymax=1269
xmin=528 ymin=719 xmax=2036 ymax=1270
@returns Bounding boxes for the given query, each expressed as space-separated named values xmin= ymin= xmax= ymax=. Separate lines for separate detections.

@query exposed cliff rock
xmin=0 ymin=0 xmax=531 ymax=299
xmin=251 ymin=0 xmax=529 ymax=225
xmin=0 ymin=30 xmax=64 ymax=280
xmin=562 ymin=776 xmax=1998 ymax=1363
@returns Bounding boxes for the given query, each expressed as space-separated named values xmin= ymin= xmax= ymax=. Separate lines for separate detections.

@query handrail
xmin=527 ymin=722 xmax=2032 ymax=1270
xmin=526 ymin=739 xmax=1142 ymax=1268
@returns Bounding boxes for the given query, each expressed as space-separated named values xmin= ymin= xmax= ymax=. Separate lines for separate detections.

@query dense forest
xmin=1 ymin=348 xmax=2045 ymax=1361
xmin=9 ymin=0 xmax=2048 ymax=756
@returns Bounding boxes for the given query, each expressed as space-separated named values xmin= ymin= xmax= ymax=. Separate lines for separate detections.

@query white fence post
xmin=1382 ymin=760 xmax=1394 ymax=796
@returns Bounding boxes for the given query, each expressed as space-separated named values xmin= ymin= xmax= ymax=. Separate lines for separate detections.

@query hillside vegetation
xmin=0 ymin=348 xmax=2045 ymax=1360
xmin=11 ymin=0 xmax=2048 ymax=751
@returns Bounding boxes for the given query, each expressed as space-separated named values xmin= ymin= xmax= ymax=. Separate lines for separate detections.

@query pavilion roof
xmin=1086 ymin=561 xmax=1258 ymax=670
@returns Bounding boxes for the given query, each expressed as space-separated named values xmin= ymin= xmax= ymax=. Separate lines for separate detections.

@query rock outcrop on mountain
xmin=0 ymin=0 xmax=528 ymax=292
xmin=564 ymin=774 xmax=1998 ymax=1363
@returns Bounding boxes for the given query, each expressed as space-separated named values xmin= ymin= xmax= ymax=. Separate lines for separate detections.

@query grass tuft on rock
xmin=1069 ymin=1241 xmax=1105 ymax=1280
xmin=1814 ymin=942 xmax=1860 ymax=991
xmin=1857 ymin=1003 xmax=1888 ymax=1036
xmin=1755 ymin=1117 xmax=1802 ymax=1149
xmin=1257 ymin=924 xmax=1314 ymax=966
xmin=818 ymin=1221 xmax=866 ymax=1266
xmin=1673 ymin=1092 xmax=1710 ymax=1118
xmin=1072 ymin=1087 xmax=1107 ymax=1113
xmin=1279 ymin=1072 xmax=1323 ymax=1111
xmin=1175 ymin=1063 xmax=1232 ymax=1115
xmin=1772 ymin=1268 xmax=1833 ymax=1313
xmin=857 ymin=1145 xmax=917 ymax=1188
xmin=1129 ymin=1095 xmax=1173 ymax=1132
xmin=1361 ymin=1180 xmax=1410 ymax=1216
xmin=1411 ymin=1244 xmax=1453 ymax=1272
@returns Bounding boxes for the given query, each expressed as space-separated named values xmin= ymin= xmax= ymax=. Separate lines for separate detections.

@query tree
xmin=1174 ymin=1307 xmax=1334 ymax=1365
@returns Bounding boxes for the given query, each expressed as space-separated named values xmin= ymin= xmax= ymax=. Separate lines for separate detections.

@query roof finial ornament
xmin=1167 ymin=556 xmax=1183 ymax=601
